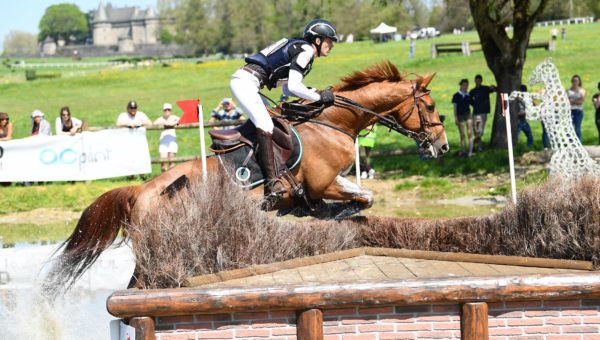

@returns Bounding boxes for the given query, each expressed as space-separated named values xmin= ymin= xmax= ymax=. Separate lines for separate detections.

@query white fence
xmin=536 ymin=16 xmax=595 ymax=27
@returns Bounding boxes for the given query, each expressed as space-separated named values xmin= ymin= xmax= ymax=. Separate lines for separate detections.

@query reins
xmin=259 ymin=84 xmax=442 ymax=145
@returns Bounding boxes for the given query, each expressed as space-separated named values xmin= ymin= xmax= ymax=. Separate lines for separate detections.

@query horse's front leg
xmin=321 ymin=175 xmax=374 ymax=208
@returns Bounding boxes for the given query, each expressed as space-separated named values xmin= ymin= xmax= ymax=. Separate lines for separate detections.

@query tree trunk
xmin=489 ymin=65 xmax=523 ymax=148
xmin=468 ymin=0 xmax=548 ymax=149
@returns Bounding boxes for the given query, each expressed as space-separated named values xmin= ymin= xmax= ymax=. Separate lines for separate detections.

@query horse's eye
xmin=426 ymin=105 xmax=435 ymax=112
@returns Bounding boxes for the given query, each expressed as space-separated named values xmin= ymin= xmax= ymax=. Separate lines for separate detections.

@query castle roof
xmin=91 ymin=2 xmax=158 ymax=23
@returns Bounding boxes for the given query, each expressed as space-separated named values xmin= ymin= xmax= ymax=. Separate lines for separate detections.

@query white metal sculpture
xmin=509 ymin=58 xmax=600 ymax=178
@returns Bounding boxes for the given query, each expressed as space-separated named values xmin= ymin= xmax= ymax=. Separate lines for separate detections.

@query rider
xmin=230 ymin=19 xmax=338 ymax=199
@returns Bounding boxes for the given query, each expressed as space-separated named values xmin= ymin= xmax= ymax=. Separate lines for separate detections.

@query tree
xmin=469 ymin=0 xmax=548 ymax=148
xmin=39 ymin=4 xmax=89 ymax=43
xmin=446 ymin=0 xmax=473 ymax=31
xmin=2 ymin=31 xmax=38 ymax=56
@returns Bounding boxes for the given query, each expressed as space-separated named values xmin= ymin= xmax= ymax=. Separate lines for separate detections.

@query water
xmin=0 ymin=242 xmax=135 ymax=340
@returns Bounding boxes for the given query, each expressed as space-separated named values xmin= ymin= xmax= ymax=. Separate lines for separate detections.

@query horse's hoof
xmin=333 ymin=206 xmax=361 ymax=221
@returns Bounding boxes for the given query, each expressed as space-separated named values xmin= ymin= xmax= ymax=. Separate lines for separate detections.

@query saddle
xmin=209 ymin=116 xmax=303 ymax=192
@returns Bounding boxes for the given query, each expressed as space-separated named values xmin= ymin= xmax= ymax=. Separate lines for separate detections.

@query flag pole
xmin=198 ymin=103 xmax=207 ymax=181
xmin=502 ymin=93 xmax=517 ymax=205
xmin=355 ymin=137 xmax=361 ymax=187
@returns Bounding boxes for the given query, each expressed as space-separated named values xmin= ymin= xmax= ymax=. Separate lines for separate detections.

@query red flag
xmin=500 ymin=93 xmax=508 ymax=117
xmin=176 ymin=99 xmax=200 ymax=124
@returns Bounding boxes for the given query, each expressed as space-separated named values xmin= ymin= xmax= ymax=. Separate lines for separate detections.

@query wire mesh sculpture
xmin=509 ymin=58 xmax=600 ymax=178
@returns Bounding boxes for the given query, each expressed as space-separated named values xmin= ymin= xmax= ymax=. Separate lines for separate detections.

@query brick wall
xmin=154 ymin=299 xmax=600 ymax=340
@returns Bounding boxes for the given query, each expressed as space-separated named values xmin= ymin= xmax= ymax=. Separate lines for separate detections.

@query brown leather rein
xmin=265 ymin=85 xmax=443 ymax=146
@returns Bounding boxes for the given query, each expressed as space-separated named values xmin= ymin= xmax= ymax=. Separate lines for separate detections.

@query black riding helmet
xmin=304 ymin=19 xmax=338 ymax=56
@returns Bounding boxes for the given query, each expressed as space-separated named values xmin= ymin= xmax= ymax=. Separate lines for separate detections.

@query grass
xmin=0 ymin=223 xmax=72 ymax=245
xmin=0 ymin=23 xmax=598 ymax=233
xmin=1 ymin=23 xmax=598 ymax=164
xmin=0 ymin=180 xmax=138 ymax=214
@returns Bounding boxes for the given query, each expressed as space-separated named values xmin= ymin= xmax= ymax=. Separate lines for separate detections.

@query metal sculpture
xmin=510 ymin=59 xmax=600 ymax=178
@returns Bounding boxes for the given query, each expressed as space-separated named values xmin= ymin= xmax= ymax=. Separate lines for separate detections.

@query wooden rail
xmin=107 ymin=272 xmax=600 ymax=340
xmin=108 ymin=272 xmax=600 ymax=317
xmin=432 ymin=40 xmax=554 ymax=58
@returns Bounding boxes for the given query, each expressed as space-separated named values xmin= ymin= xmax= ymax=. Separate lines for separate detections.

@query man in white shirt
xmin=116 ymin=101 xmax=152 ymax=128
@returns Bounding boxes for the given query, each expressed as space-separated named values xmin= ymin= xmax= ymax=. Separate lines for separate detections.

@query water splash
xmin=0 ymin=243 xmax=134 ymax=339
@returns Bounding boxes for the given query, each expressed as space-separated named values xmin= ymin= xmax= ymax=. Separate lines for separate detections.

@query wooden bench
xmin=432 ymin=40 xmax=554 ymax=58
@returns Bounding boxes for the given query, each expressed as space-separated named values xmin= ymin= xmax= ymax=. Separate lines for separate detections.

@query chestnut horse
xmin=42 ymin=61 xmax=448 ymax=297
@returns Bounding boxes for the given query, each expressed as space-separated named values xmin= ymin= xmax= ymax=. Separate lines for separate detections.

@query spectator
xmin=358 ymin=126 xmax=377 ymax=179
xmin=452 ymin=79 xmax=474 ymax=157
xmin=561 ymin=27 xmax=566 ymax=41
xmin=31 ymin=110 xmax=51 ymax=136
xmin=592 ymin=82 xmax=600 ymax=145
xmin=567 ymin=75 xmax=585 ymax=142
xmin=209 ymin=98 xmax=245 ymax=130
xmin=408 ymin=32 xmax=416 ymax=59
xmin=550 ymin=28 xmax=558 ymax=40
xmin=116 ymin=100 xmax=151 ymax=128
xmin=153 ymin=103 xmax=180 ymax=172
xmin=469 ymin=74 xmax=496 ymax=152
xmin=55 ymin=106 xmax=82 ymax=136
xmin=0 ymin=112 xmax=13 ymax=141
xmin=515 ymin=85 xmax=533 ymax=148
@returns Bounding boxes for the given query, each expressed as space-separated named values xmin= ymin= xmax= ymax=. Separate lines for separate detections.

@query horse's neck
xmin=324 ymin=84 xmax=407 ymax=136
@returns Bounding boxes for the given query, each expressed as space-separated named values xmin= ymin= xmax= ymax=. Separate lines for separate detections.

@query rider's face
xmin=319 ymin=37 xmax=334 ymax=56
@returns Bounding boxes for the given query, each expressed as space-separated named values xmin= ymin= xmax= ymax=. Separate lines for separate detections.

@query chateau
xmin=89 ymin=2 xmax=160 ymax=51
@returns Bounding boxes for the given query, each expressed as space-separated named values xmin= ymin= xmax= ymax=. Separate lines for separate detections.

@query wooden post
xmin=461 ymin=302 xmax=488 ymax=340
xmin=297 ymin=309 xmax=323 ymax=340
xmin=128 ymin=317 xmax=156 ymax=340
xmin=431 ymin=44 xmax=437 ymax=59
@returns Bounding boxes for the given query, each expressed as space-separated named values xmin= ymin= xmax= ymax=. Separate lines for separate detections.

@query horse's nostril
xmin=441 ymin=144 xmax=449 ymax=153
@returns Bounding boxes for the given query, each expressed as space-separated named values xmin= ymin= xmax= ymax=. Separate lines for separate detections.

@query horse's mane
xmin=333 ymin=60 xmax=404 ymax=92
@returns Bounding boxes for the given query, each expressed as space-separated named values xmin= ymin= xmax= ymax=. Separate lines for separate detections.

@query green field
xmin=0 ymin=23 xmax=599 ymax=230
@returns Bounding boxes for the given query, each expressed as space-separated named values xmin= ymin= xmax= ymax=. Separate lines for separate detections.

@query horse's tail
xmin=41 ymin=185 xmax=139 ymax=300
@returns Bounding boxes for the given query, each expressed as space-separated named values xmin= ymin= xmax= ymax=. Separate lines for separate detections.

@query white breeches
xmin=230 ymin=69 xmax=274 ymax=133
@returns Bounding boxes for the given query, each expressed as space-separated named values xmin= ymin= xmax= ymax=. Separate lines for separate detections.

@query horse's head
xmin=391 ymin=73 xmax=449 ymax=158
xmin=529 ymin=58 xmax=556 ymax=87
xmin=332 ymin=61 xmax=448 ymax=157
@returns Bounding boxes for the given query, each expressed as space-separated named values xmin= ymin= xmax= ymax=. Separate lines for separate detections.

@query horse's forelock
xmin=334 ymin=60 xmax=405 ymax=91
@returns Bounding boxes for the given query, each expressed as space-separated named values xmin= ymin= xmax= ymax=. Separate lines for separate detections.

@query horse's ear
xmin=419 ymin=73 xmax=436 ymax=90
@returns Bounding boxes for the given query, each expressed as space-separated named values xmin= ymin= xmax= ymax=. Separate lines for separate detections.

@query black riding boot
xmin=256 ymin=128 xmax=286 ymax=199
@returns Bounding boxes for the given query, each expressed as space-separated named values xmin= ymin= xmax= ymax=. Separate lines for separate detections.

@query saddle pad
xmin=213 ymin=126 xmax=303 ymax=189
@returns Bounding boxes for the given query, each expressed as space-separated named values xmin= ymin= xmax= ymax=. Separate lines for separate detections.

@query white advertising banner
xmin=0 ymin=128 xmax=152 ymax=181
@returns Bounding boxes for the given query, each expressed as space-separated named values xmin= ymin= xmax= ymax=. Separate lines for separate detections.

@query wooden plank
xmin=461 ymin=302 xmax=488 ymax=340
xmin=128 ymin=317 xmax=156 ymax=340
xmin=184 ymin=248 xmax=365 ymax=287
xmin=489 ymin=264 xmax=559 ymax=276
xmin=297 ymin=309 xmax=323 ymax=340
xmin=345 ymin=256 xmax=388 ymax=280
xmin=396 ymin=258 xmax=472 ymax=278
xmin=370 ymin=256 xmax=417 ymax=279
xmin=364 ymin=247 xmax=593 ymax=271
xmin=455 ymin=262 xmax=502 ymax=276
xmin=107 ymin=272 xmax=600 ymax=318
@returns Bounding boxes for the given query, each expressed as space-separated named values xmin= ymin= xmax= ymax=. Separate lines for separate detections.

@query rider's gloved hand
xmin=319 ymin=88 xmax=335 ymax=107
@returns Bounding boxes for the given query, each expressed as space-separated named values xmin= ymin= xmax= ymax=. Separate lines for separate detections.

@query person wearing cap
xmin=209 ymin=97 xmax=245 ymax=130
xmin=230 ymin=19 xmax=338 ymax=200
xmin=30 ymin=109 xmax=52 ymax=137
xmin=153 ymin=103 xmax=180 ymax=172
xmin=0 ymin=112 xmax=13 ymax=141
xmin=116 ymin=100 xmax=151 ymax=128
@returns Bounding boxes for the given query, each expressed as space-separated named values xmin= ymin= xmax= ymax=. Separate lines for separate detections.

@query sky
xmin=0 ymin=1 xmax=156 ymax=53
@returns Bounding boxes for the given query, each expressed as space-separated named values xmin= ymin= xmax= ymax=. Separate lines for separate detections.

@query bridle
xmin=334 ymin=83 xmax=443 ymax=146
xmin=271 ymin=83 xmax=443 ymax=146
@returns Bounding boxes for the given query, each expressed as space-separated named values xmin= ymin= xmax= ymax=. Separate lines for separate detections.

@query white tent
xmin=370 ymin=22 xmax=398 ymax=35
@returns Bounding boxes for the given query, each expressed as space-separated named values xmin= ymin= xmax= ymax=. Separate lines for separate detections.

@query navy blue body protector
xmin=245 ymin=38 xmax=314 ymax=90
